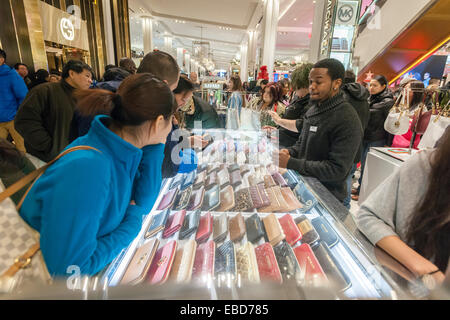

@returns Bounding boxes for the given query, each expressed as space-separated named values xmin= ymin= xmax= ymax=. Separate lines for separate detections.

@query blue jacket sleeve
xmin=132 ymin=143 xmax=165 ymax=213
xmin=11 ymin=71 xmax=28 ymax=107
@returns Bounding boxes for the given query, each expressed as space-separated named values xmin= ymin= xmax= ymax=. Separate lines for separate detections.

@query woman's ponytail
xmin=74 ymin=88 xmax=115 ymax=117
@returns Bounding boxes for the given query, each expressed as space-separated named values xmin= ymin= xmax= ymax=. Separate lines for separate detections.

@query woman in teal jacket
xmin=19 ymin=73 xmax=176 ymax=277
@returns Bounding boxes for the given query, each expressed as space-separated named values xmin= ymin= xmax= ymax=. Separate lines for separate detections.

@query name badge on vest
xmin=310 ymin=126 xmax=318 ymax=133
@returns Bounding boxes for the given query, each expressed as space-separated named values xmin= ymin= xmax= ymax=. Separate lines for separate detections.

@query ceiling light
xmin=293 ymin=18 xmax=297 ymax=21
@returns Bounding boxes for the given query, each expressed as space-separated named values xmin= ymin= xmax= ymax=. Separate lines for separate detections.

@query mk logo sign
xmin=338 ymin=4 xmax=354 ymax=23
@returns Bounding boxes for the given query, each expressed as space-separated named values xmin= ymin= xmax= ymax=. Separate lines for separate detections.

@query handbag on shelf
xmin=417 ymin=100 xmax=450 ymax=149
xmin=384 ymin=89 xmax=411 ymax=135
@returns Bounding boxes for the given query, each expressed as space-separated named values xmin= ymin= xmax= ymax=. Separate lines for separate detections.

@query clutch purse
xmin=120 ymin=238 xmax=159 ymax=285
xmin=218 ymin=185 xmax=235 ymax=212
xmin=196 ymin=212 xmax=213 ymax=243
xmin=192 ymin=240 xmax=216 ymax=280
xmin=293 ymin=243 xmax=327 ymax=283
xmin=279 ymin=214 xmax=302 ymax=246
xmin=162 ymin=209 xmax=187 ymax=239
xmin=157 ymin=188 xmax=179 ymax=210
xmin=179 ymin=209 xmax=201 ymax=240
xmin=233 ymin=188 xmax=254 ymax=212
xmin=311 ymin=217 xmax=339 ymax=248
xmin=213 ymin=213 xmax=228 ymax=243
xmin=201 ymin=184 xmax=221 ymax=211
xmin=263 ymin=175 xmax=276 ymax=188
xmin=245 ymin=213 xmax=266 ymax=244
xmin=249 ymin=185 xmax=271 ymax=209
xmin=170 ymin=239 xmax=197 ymax=283
xmin=193 ymin=170 xmax=206 ymax=189
xmin=217 ymin=168 xmax=230 ymax=187
xmin=230 ymin=170 xmax=243 ymax=188
xmin=255 ymin=242 xmax=282 ymax=284
xmin=170 ymin=174 xmax=185 ymax=190
xmin=180 ymin=171 xmax=196 ymax=191
xmin=229 ymin=212 xmax=246 ymax=242
xmin=205 ymin=171 xmax=218 ymax=190
xmin=273 ymin=241 xmax=301 ymax=281
xmin=147 ymin=240 xmax=177 ymax=285
xmin=236 ymin=242 xmax=260 ymax=283
xmin=312 ymin=242 xmax=351 ymax=292
xmin=186 ymin=186 xmax=205 ymax=211
xmin=295 ymin=215 xmax=320 ymax=245
xmin=263 ymin=213 xmax=285 ymax=246
xmin=272 ymin=172 xmax=288 ymax=188
xmin=145 ymin=209 xmax=170 ymax=238
xmin=280 ymin=187 xmax=303 ymax=212
xmin=172 ymin=186 xmax=192 ymax=211
xmin=257 ymin=187 xmax=282 ymax=213
xmin=215 ymin=240 xmax=237 ymax=277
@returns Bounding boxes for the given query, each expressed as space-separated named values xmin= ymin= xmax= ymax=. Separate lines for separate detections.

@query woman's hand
xmin=268 ymin=110 xmax=281 ymax=124
xmin=262 ymin=125 xmax=277 ymax=132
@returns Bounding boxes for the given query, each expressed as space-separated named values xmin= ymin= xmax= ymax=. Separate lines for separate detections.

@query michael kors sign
xmin=320 ymin=0 xmax=337 ymax=57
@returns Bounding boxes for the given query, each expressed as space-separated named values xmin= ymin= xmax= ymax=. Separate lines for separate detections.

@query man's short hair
xmin=313 ymin=58 xmax=345 ymax=81
xmin=14 ymin=63 xmax=28 ymax=70
xmin=137 ymin=50 xmax=180 ymax=86
xmin=61 ymin=60 xmax=92 ymax=79
xmin=173 ymin=75 xmax=194 ymax=94
xmin=344 ymin=70 xmax=356 ymax=84
xmin=0 ymin=49 xmax=6 ymax=61
xmin=261 ymin=79 xmax=269 ymax=86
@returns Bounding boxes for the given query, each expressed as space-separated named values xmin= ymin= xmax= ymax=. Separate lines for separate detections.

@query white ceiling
xmin=129 ymin=0 xmax=316 ymax=69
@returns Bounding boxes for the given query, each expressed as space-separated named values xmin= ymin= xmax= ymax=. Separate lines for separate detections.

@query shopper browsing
xmin=228 ymin=75 xmax=246 ymax=117
xmin=257 ymin=83 xmax=287 ymax=128
xmin=19 ymin=73 xmax=176 ymax=276
xmin=273 ymin=58 xmax=363 ymax=203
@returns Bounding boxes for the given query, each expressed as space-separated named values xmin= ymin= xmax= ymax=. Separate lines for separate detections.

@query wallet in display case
xmin=196 ymin=212 xmax=213 ymax=243
xmin=145 ymin=209 xmax=170 ymax=239
xmin=172 ymin=186 xmax=192 ymax=211
xmin=263 ymin=175 xmax=277 ymax=188
xmin=187 ymin=186 xmax=205 ymax=211
xmin=233 ymin=188 xmax=254 ymax=212
xmin=236 ymin=242 xmax=260 ymax=283
xmin=179 ymin=209 xmax=201 ymax=240
xmin=192 ymin=240 xmax=216 ymax=280
xmin=180 ymin=171 xmax=196 ymax=191
xmin=227 ymin=163 xmax=240 ymax=173
xmin=218 ymin=185 xmax=235 ymax=212
xmin=120 ymin=238 xmax=159 ymax=285
xmin=169 ymin=174 xmax=185 ymax=190
xmin=157 ymin=188 xmax=179 ymax=211
xmin=248 ymin=174 xmax=264 ymax=187
xmin=282 ymin=170 xmax=298 ymax=189
xmin=207 ymin=164 xmax=221 ymax=175
xmin=257 ymin=187 xmax=282 ymax=213
xmin=230 ymin=170 xmax=243 ymax=188
xmin=214 ymin=240 xmax=237 ymax=277
xmin=240 ymin=165 xmax=251 ymax=176
xmin=271 ymin=186 xmax=291 ymax=212
xmin=272 ymin=172 xmax=288 ymax=188
xmin=311 ymin=217 xmax=339 ymax=248
xmin=249 ymin=185 xmax=271 ymax=209
xmin=273 ymin=241 xmax=302 ymax=281
xmin=280 ymin=187 xmax=303 ymax=212
xmin=245 ymin=213 xmax=266 ymax=244
xmin=201 ymin=184 xmax=221 ymax=211
xmin=293 ymin=243 xmax=327 ymax=283
xmin=162 ymin=210 xmax=187 ymax=238
xmin=213 ymin=213 xmax=228 ymax=243
xmin=193 ymin=170 xmax=206 ymax=189
xmin=263 ymin=213 xmax=286 ymax=246
xmin=312 ymin=241 xmax=351 ymax=292
xmin=217 ymin=168 xmax=230 ymax=187
xmin=255 ymin=242 xmax=282 ymax=284
xmin=229 ymin=212 xmax=246 ymax=242
xmin=197 ymin=163 xmax=208 ymax=173
xmin=205 ymin=171 xmax=218 ymax=190
xmin=279 ymin=214 xmax=302 ymax=246
xmin=146 ymin=240 xmax=177 ymax=285
xmin=170 ymin=239 xmax=197 ymax=283
xmin=295 ymin=215 xmax=320 ymax=245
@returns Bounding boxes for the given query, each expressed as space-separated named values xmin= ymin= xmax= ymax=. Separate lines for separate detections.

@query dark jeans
xmin=357 ymin=139 xmax=385 ymax=194
xmin=343 ymin=163 xmax=357 ymax=209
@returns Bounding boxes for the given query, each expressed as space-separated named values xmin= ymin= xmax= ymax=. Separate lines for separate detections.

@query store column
xmin=185 ymin=53 xmax=190 ymax=74
xmin=142 ymin=16 xmax=153 ymax=54
xmin=261 ymin=0 xmax=279 ymax=82
xmin=247 ymin=30 xmax=257 ymax=80
xmin=102 ymin=0 xmax=115 ymax=65
xmin=240 ymin=43 xmax=248 ymax=83
xmin=177 ymin=47 xmax=184 ymax=70
xmin=164 ymin=35 xmax=173 ymax=55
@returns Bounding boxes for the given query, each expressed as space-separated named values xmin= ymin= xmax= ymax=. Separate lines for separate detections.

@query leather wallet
xmin=233 ymin=188 xmax=254 ymax=212
xmin=271 ymin=186 xmax=291 ymax=212
xmin=207 ymin=164 xmax=221 ymax=175
xmin=240 ymin=165 xmax=251 ymax=176
xmin=180 ymin=171 xmax=196 ymax=191
xmin=279 ymin=214 xmax=302 ymax=246
xmin=280 ymin=187 xmax=303 ymax=212
xmin=245 ymin=213 xmax=266 ymax=244
xmin=257 ymin=187 xmax=282 ymax=213
xmin=217 ymin=168 xmax=230 ymax=187
xmin=272 ymin=172 xmax=288 ymax=188
xmin=170 ymin=239 xmax=197 ymax=283
xmin=263 ymin=175 xmax=276 ymax=188
xmin=229 ymin=212 xmax=246 ymax=242
xmin=170 ymin=174 xmax=185 ymax=190
xmin=179 ymin=209 xmax=201 ymax=240
xmin=263 ymin=213 xmax=286 ymax=246
xmin=162 ymin=210 xmax=186 ymax=238
xmin=312 ymin=241 xmax=351 ymax=292
xmin=121 ymin=238 xmax=159 ymax=285
xmin=193 ymin=170 xmax=206 ymax=189
xmin=145 ymin=209 xmax=170 ymax=239
xmin=295 ymin=215 xmax=320 ymax=245
xmin=230 ymin=170 xmax=243 ymax=188
xmin=283 ymin=170 xmax=298 ymax=189
xmin=197 ymin=163 xmax=208 ymax=173
xmin=249 ymin=185 xmax=271 ymax=209
xmin=196 ymin=212 xmax=213 ymax=243
xmin=214 ymin=240 xmax=237 ymax=277
xmin=187 ymin=186 xmax=205 ymax=211
xmin=147 ymin=240 xmax=177 ymax=285
xmin=157 ymin=188 xmax=179 ymax=210
xmin=311 ymin=217 xmax=339 ymax=248
xmin=172 ymin=186 xmax=192 ymax=211
xmin=236 ymin=242 xmax=260 ymax=283
xmin=201 ymin=184 xmax=221 ymax=211
xmin=273 ymin=241 xmax=301 ymax=281
xmin=248 ymin=174 xmax=264 ymax=187
xmin=218 ymin=185 xmax=235 ymax=212
xmin=205 ymin=171 xmax=218 ymax=190
xmin=213 ymin=213 xmax=228 ymax=243
xmin=255 ymin=242 xmax=282 ymax=284
xmin=192 ymin=240 xmax=215 ymax=280
xmin=227 ymin=164 xmax=240 ymax=173
xmin=293 ymin=243 xmax=327 ymax=282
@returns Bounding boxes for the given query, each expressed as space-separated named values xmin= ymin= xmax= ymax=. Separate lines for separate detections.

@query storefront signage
xmin=320 ymin=0 xmax=337 ymax=57
xmin=336 ymin=0 xmax=359 ymax=26
xmin=60 ymin=18 xmax=75 ymax=41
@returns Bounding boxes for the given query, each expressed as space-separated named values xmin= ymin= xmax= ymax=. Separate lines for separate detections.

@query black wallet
xmin=273 ymin=241 xmax=301 ymax=281
xmin=245 ymin=213 xmax=266 ymax=244
xmin=201 ymin=184 xmax=221 ymax=211
xmin=179 ymin=210 xmax=201 ymax=240
xmin=172 ymin=186 xmax=192 ymax=211
xmin=180 ymin=171 xmax=196 ymax=191
xmin=214 ymin=240 xmax=236 ymax=277
xmin=295 ymin=215 xmax=320 ymax=245
xmin=311 ymin=217 xmax=339 ymax=248
xmin=145 ymin=209 xmax=170 ymax=238
xmin=312 ymin=241 xmax=352 ymax=292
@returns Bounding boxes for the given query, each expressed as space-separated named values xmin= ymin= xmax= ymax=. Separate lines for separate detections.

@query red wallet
xmin=162 ymin=210 xmax=186 ymax=238
xmin=157 ymin=188 xmax=179 ymax=210
xmin=146 ymin=240 xmax=177 ymax=285
xmin=192 ymin=240 xmax=216 ymax=280
xmin=195 ymin=212 xmax=213 ymax=243
xmin=293 ymin=243 xmax=327 ymax=282
xmin=279 ymin=214 xmax=302 ymax=246
xmin=255 ymin=243 xmax=282 ymax=284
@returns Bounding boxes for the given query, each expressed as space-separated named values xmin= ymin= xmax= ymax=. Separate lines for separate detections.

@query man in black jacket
xmin=274 ymin=59 xmax=363 ymax=203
